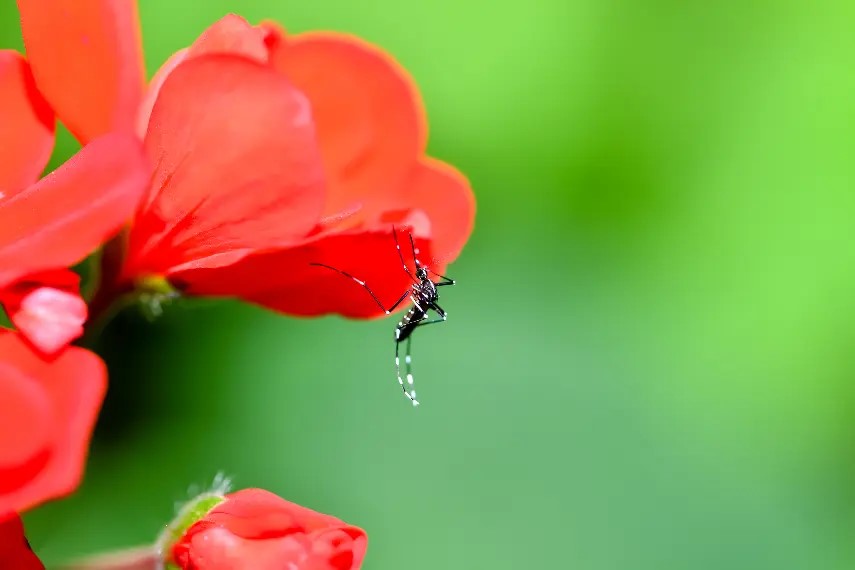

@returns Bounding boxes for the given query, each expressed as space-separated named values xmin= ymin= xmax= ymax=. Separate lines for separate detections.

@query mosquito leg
xmin=394 ymin=310 xmax=445 ymax=406
xmin=412 ymin=315 xmax=447 ymax=328
xmin=413 ymin=305 xmax=447 ymax=328
xmin=428 ymin=269 xmax=456 ymax=287
xmin=404 ymin=335 xmax=416 ymax=398
xmin=408 ymin=231 xmax=422 ymax=269
xmin=395 ymin=328 xmax=419 ymax=406
xmin=385 ymin=290 xmax=412 ymax=314
xmin=311 ymin=263 xmax=410 ymax=314
xmin=392 ymin=227 xmax=417 ymax=282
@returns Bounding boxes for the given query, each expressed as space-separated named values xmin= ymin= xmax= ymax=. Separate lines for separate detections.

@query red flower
xmin=0 ymin=48 xmax=150 ymax=353
xmin=169 ymin=489 xmax=367 ymax=570
xmin=0 ymin=514 xmax=43 ymax=570
xmin=17 ymin=5 xmax=475 ymax=318
xmin=0 ymin=330 xmax=106 ymax=515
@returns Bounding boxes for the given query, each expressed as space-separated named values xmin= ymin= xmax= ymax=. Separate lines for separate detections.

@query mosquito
xmin=310 ymin=227 xmax=455 ymax=406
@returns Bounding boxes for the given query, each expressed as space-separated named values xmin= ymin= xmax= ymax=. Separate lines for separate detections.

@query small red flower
xmin=0 ymin=48 xmax=150 ymax=353
xmin=17 ymin=5 xmax=475 ymax=319
xmin=0 ymin=513 xmax=44 ymax=570
xmin=169 ymin=489 xmax=367 ymax=570
xmin=0 ymin=330 xmax=106 ymax=515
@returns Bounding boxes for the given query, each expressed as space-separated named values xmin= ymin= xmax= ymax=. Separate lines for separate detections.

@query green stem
xmin=54 ymin=546 xmax=158 ymax=570
xmin=78 ymin=229 xmax=135 ymax=348
xmin=81 ymin=249 xmax=103 ymax=303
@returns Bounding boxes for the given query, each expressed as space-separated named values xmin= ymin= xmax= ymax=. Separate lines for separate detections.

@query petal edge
xmin=17 ymin=0 xmax=145 ymax=143
xmin=0 ymin=50 xmax=54 ymax=194
xmin=269 ymin=31 xmax=427 ymax=221
xmin=0 ymin=133 xmax=150 ymax=287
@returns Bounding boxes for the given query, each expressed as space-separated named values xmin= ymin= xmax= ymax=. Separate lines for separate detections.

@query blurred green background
xmin=3 ymin=0 xmax=855 ymax=568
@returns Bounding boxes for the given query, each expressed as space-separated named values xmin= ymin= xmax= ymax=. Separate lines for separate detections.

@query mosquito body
xmin=311 ymin=228 xmax=454 ymax=406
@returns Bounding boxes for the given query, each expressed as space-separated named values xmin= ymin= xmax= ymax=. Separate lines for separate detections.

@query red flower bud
xmin=167 ymin=489 xmax=367 ymax=570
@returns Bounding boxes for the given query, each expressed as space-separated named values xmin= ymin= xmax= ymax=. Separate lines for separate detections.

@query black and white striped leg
xmin=408 ymin=309 xmax=447 ymax=334
xmin=408 ymin=232 xmax=423 ymax=269
xmin=393 ymin=307 xmax=447 ymax=406
xmin=395 ymin=329 xmax=420 ymax=406
xmin=392 ymin=227 xmax=417 ymax=282
xmin=404 ymin=336 xmax=416 ymax=400
xmin=310 ymin=262 xmax=410 ymax=314
xmin=413 ymin=314 xmax=447 ymax=328
xmin=427 ymin=268 xmax=456 ymax=286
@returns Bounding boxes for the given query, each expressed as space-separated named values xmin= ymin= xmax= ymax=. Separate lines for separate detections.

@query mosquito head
xmin=416 ymin=267 xmax=428 ymax=281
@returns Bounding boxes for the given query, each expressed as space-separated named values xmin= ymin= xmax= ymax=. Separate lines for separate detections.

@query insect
xmin=310 ymin=227 xmax=455 ymax=406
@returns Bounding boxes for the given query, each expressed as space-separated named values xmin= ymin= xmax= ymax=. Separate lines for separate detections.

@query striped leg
xmin=393 ymin=308 xmax=447 ymax=407
xmin=392 ymin=226 xmax=417 ymax=282
xmin=427 ymin=268 xmax=456 ymax=286
xmin=310 ymin=263 xmax=410 ymax=314
xmin=408 ymin=231 xmax=420 ymax=267
xmin=395 ymin=327 xmax=419 ymax=406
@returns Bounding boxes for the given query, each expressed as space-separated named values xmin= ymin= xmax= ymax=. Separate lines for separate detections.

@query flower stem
xmin=85 ymin=230 xmax=133 ymax=329
xmin=55 ymin=546 xmax=158 ymax=570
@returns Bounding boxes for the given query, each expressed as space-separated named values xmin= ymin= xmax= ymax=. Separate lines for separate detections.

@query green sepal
xmin=157 ymin=492 xmax=226 ymax=569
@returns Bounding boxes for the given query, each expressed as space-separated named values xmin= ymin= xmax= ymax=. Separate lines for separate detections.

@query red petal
xmin=0 ymin=514 xmax=44 ymax=570
xmin=0 ymin=51 xmax=54 ymax=194
xmin=188 ymin=14 xmax=269 ymax=62
xmin=172 ymin=223 xmax=432 ymax=318
xmin=178 ymin=526 xmax=365 ymax=570
xmin=0 ymin=133 xmax=150 ymax=288
xmin=136 ymin=48 xmax=188 ymax=138
xmin=208 ymin=489 xmax=348 ymax=539
xmin=1 ymin=269 xmax=87 ymax=355
xmin=16 ymin=0 xmax=145 ymax=144
xmin=137 ymin=15 xmax=269 ymax=140
xmin=401 ymin=158 xmax=475 ymax=264
xmin=0 ymin=330 xmax=106 ymax=514
xmin=124 ymin=54 xmax=325 ymax=277
xmin=0 ymin=365 xmax=51 ymax=480
xmin=267 ymin=32 xmax=426 ymax=221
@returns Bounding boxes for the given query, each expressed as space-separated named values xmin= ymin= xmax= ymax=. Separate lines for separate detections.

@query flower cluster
xmin=1 ymin=1 xmax=474 ymax=568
